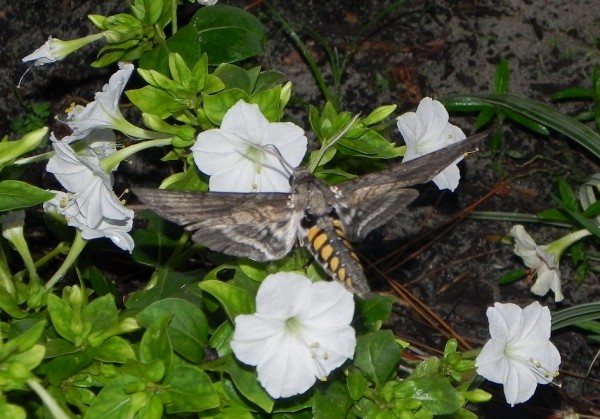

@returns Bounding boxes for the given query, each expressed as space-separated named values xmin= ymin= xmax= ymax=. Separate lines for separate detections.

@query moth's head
xmin=290 ymin=167 xmax=314 ymax=186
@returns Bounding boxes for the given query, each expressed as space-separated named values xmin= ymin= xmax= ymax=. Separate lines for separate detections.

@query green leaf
xmin=138 ymin=314 xmax=173 ymax=371
xmin=85 ymin=336 xmax=136 ymax=363
xmin=125 ymin=268 xmax=203 ymax=310
xmin=203 ymin=89 xmax=250 ymax=125
xmin=0 ymin=181 xmax=55 ymax=212
xmin=557 ymin=177 xmax=579 ymax=211
xmin=0 ymin=127 xmax=48 ymax=169
xmin=0 ymin=291 xmax=27 ymax=319
xmin=362 ymin=105 xmax=397 ymax=126
xmin=121 ymin=358 xmax=165 ymax=383
xmin=83 ymin=294 xmax=120 ymax=346
xmin=126 ymin=85 xmax=183 ymax=119
xmin=213 ymin=64 xmax=254 ymax=92
xmin=215 ymin=355 xmax=274 ymax=412
xmin=131 ymin=210 xmax=183 ymax=267
xmin=503 ymin=108 xmax=550 ymax=135
xmin=185 ymin=5 xmax=266 ymax=65
xmin=354 ymin=330 xmax=402 ymax=387
xmin=85 ymin=374 xmax=147 ymax=419
xmin=77 ymin=261 xmax=118 ymax=297
xmin=163 ymin=365 xmax=220 ymax=413
xmin=38 ymin=351 xmax=93 ymax=387
xmin=137 ymin=298 xmax=208 ymax=363
xmin=47 ymin=294 xmax=74 ymax=343
xmin=443 ymin=93 xmax=600 ymax=161
xmin=346 ymin=368 xmax=368 ymax=401
xmin=497 ymin=268 xmax=527 ymax=285
xmin=493 ymin=59 xmax=510 ymax=94
xmin=44 ymin=339 xmax=78 ymax=358
xmin=336 ymin=130 xmax=399 ymax=159
xmin=2 ymin=320 xmax=45 ymax=356
xmin=355 ymin=295 xmax=393 ymax=332
xmin=313 ymin=380 xmax=352 ymax=419
xmin=552 ymin=86 xmax=594 ymax=100
xmin=397 ymin=376 xmax=464 ymax=415
xmin=199 ymin=280 xmax=254 ymax=321
xmin=552 ymin=302 xmax=600 ymax=330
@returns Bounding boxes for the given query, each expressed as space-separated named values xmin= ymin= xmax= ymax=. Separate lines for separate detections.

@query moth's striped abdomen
xmin=300 ymin=211 xmax=370 ymax=297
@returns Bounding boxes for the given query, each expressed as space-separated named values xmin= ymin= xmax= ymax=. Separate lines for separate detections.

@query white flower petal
xmin=46 ymin=140 xmax=133 ymax=252
xmin=396 ymin=97 xmax=466 ymax=191
xmin=191 ymin=100 xmax=307 ymax=193
xmin=476 ymin=302 xmax=561 ymax=406
xmin=431 ymin=163 xmax=461 ymax=192
xmin=510 ymin=225 xmax=563 ymax=301
xmin=67 ymin=63 xmax=134 ymax=140
xmin=192 ymin=130 xmax=246 ymax=176
xmin=231 ymin=272 xmax=356 ymax=399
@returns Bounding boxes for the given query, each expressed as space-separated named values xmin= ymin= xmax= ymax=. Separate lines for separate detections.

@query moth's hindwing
xmin=132 ymin=189 xmax=300 ymax=261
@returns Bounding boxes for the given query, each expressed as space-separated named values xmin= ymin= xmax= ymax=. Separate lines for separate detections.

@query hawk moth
xmin=134 ymin=131 xmax=485 ymax=297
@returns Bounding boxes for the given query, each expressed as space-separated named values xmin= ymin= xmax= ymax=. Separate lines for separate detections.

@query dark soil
xmin=3 ymin=0 xmax=600 ymax=416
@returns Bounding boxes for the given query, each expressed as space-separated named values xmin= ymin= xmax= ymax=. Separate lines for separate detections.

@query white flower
xmin=510 ymin=225 xmax=563 ymax=302
xmin=192 ymin=100 xmax=307 ymax=192
xmin=22 ymin=34 xmax=103 ymax=66
xmin=475 ymin=302 xmax=561 ymax=406
xmin=396 ymin=97 xmax=466 ymax=191
xmin=64 ymin=62 xmax=148 ymax=141
xmin=198 ymin=0 xmax=218 ymax=5
xmin=46 ymin=139 xmax=134 ymax=252
xmin=231 ymin=272 xmax=356 ymax=398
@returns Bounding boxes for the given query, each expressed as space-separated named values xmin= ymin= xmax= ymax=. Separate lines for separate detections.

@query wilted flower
xmin=46 ymin=139 xmax=133 ymax=252
xmin=396 ymin=97 xmax=466 ymax=191
xmin=231 ymin=272 xmax=356 ymax=398
xmin=22 ymin=34 xmax=104 ymax=66
xmin=192 ymin=100 xmax=307 ymax=192
xmin=510 ymin=225 xmax=590 ymax=302
xmin=476 ymin=302 xmax=561 ymax=406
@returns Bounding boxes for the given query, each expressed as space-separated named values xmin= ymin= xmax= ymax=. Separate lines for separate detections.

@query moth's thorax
xmin=291 ymin=168 xmax=338 ymax=215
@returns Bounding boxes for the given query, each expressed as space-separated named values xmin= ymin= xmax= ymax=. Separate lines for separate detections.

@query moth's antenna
xmin=307 ymin=114 xmax=360 ymax=173
xmin=227 ymin=132 xmax=295 ymax=174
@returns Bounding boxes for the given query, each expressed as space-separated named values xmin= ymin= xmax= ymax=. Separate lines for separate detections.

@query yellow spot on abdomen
xmin=310 ymin=228 xmax=328 ymax=252
xmin=329 ymin=256 xmax=340 ymax=271
xmin=320 ymin=245 xmax=334 ymax=261
xmin=338 ymin=267 xmax=347 ymax=282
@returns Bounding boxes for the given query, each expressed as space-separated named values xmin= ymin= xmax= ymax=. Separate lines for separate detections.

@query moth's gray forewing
xmin=342 ymin=130 xmax=486 ymax=191
xmin=336 ymin=130 xmax=487 ymax=240
xmin=133 ymin=189 xmax=300 ymax=261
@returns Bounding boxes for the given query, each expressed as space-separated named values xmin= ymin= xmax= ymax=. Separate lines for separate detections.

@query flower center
xmin=504 ymin=346 xmax=560 ymax=384
xmin=285 ymin=317 xmax=330 ymax=379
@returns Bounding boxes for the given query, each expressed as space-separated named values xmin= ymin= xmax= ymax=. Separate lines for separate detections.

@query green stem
xmin=164 ymin=230 xmax=192 ymax=270
xmin=13 ymin=151 xmax=54 ymax=166
xmin=45 ymin=231 xmax=87 ymax=290
xmin=120 ymin=119 xmax=171 ymax=141
xmin=307 ymin=114 xmax=359 ymax=172
xmin=27 ymin=379 xmax=70 ymax=419
xmin=267 ymin=4 xmax=335 ymax=107
xmin=14 ymin=241 xmax=70 ymax=282
xmin=100 ymin=137 xmax=172 ymax=172
xmin=468 ymin=211 xmax=574 ymax=228
xmin=171 ymin=0 xmax=178 ymax=33
xmin=0 ymin=243 xmax=15 ymax=297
